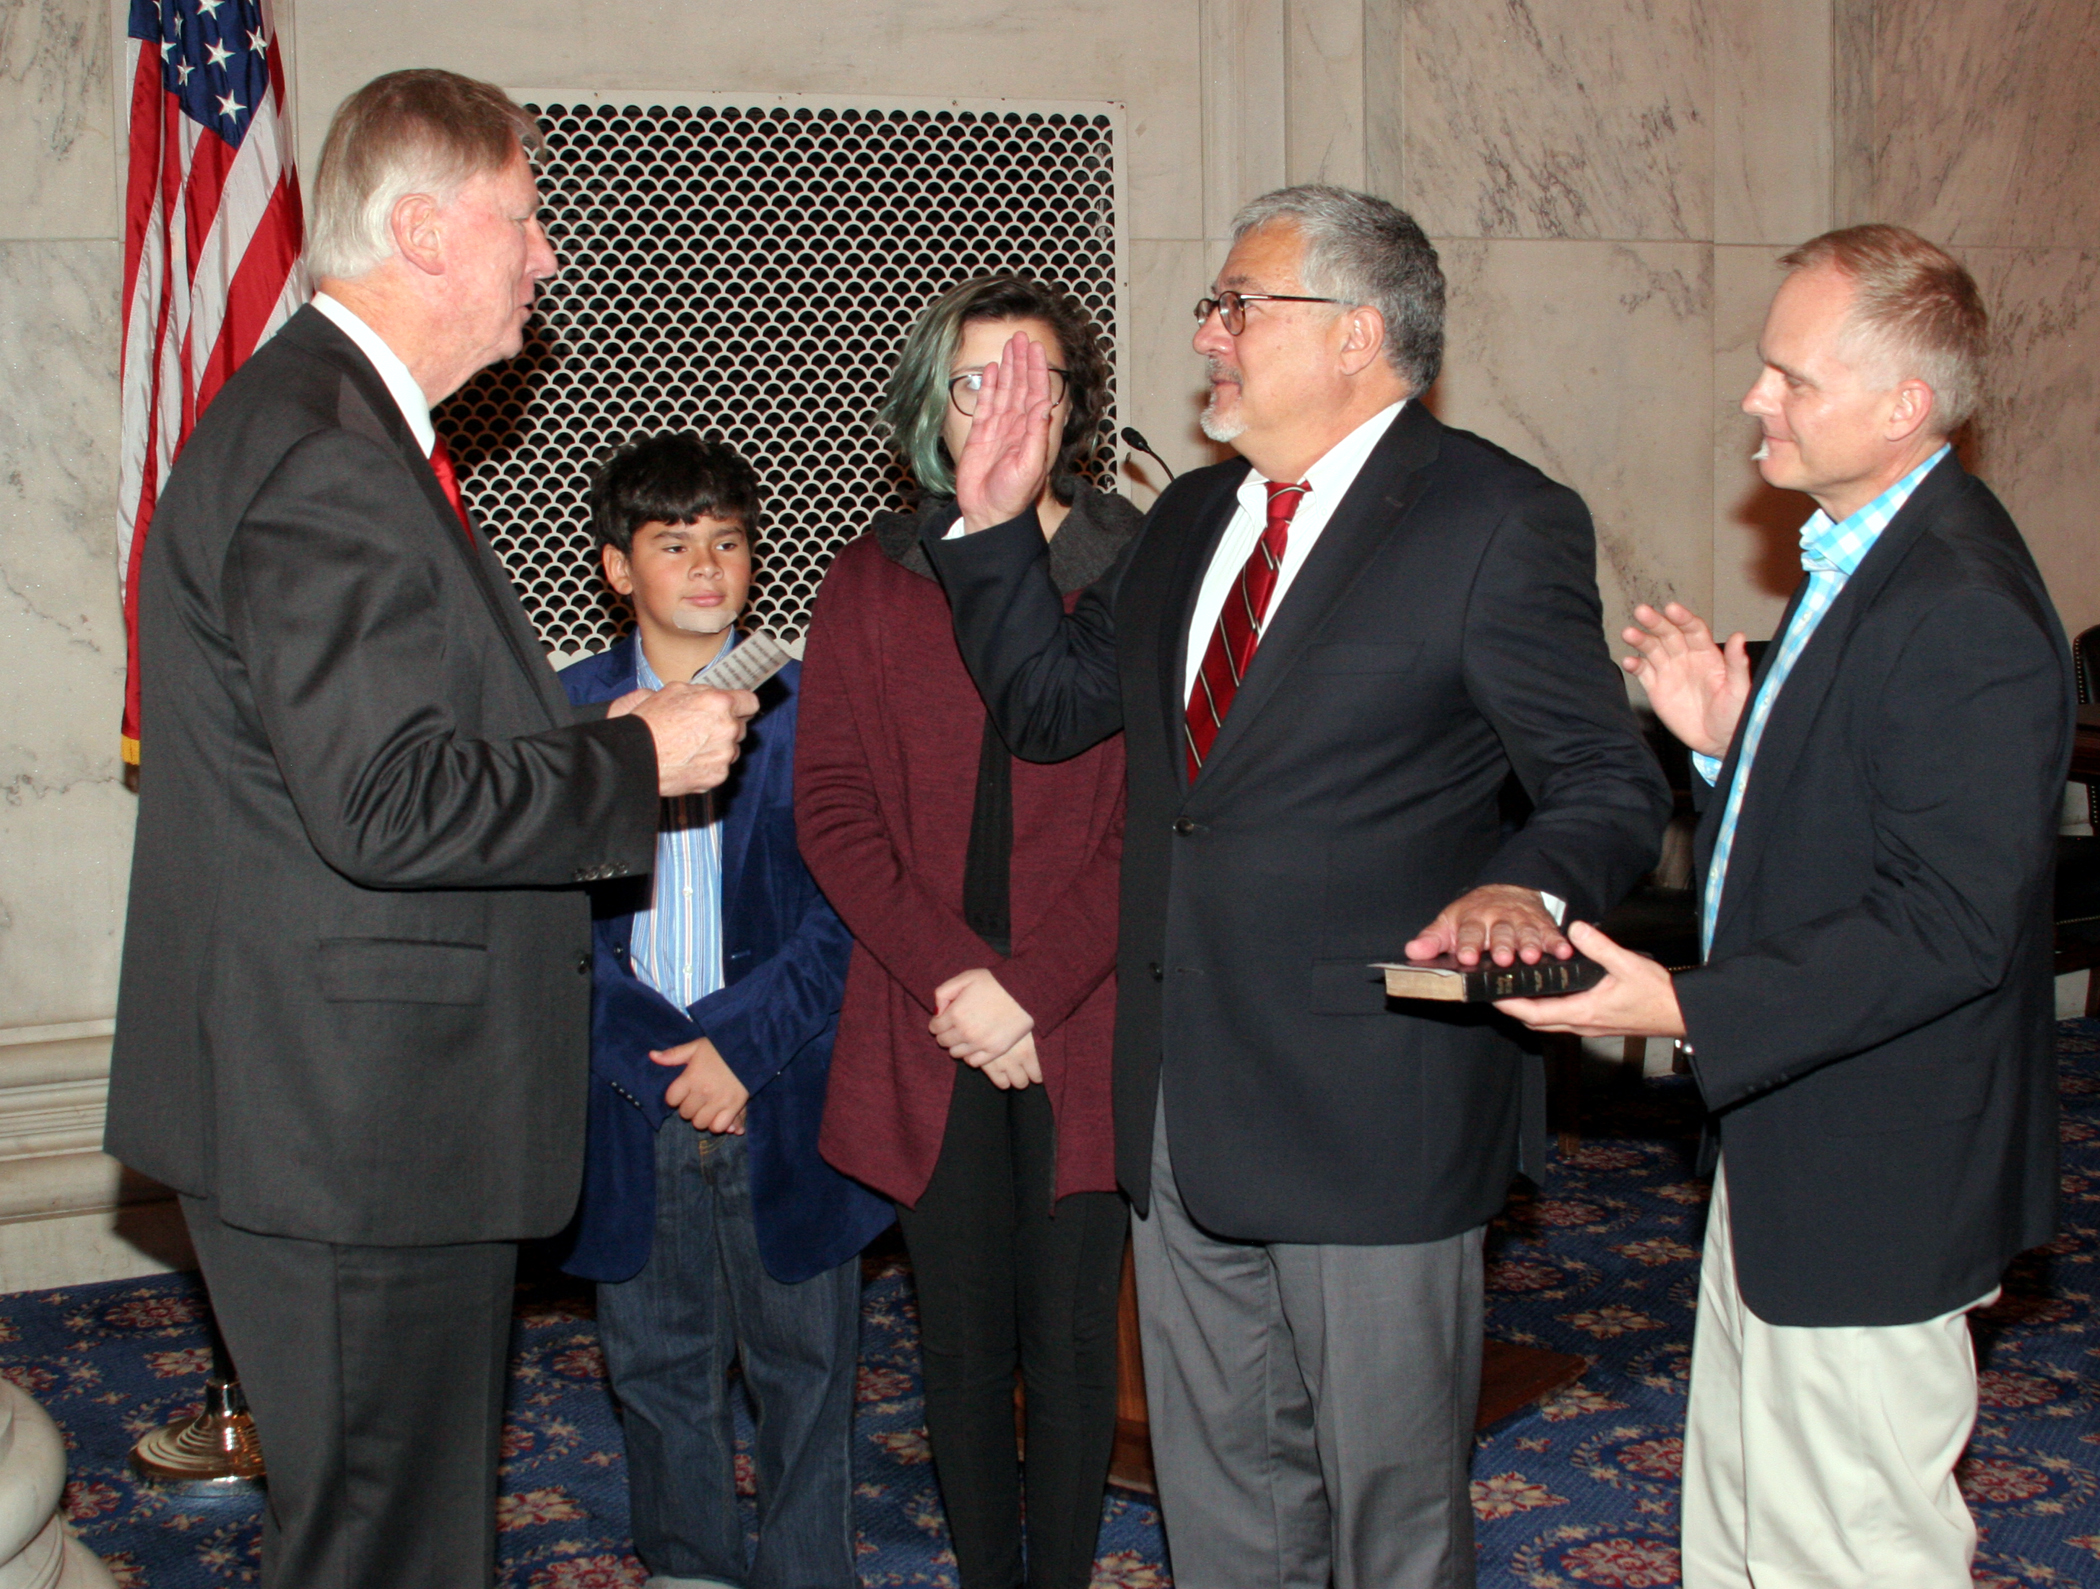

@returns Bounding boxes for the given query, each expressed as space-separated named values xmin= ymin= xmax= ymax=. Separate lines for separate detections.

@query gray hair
xmin=1231 ymin=185 xmax=1445 ymax=394
xmin=307 ymin=70 xmax=542 ymax=281
xmin=1779 ymin=225 xmax=1988 ymax=434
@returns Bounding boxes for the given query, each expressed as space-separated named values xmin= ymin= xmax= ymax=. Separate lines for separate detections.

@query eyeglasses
xmin=1193 ymin=291 xmax=1349 ymax=335
xmin=948 ymin=367 xmax=1070 ymax=417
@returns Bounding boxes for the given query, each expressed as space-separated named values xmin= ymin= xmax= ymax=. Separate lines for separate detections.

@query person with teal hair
xmin=797 ymin=275 xmax=1141 ymax=1588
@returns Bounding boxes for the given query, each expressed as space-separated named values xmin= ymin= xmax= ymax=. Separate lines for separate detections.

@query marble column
xmin=0 ymin=0 xmax=192 ymax=1288
xmin=0 ymin=1382 xmax=117 ymax=1588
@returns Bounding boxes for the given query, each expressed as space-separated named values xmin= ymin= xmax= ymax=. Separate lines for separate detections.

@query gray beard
xmin=1199 ymin=401 xmax=1247 ymax=444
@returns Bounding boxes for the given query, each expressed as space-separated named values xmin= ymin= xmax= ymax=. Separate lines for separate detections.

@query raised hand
xmin=1621 ymin=602 xmax=1752 ymax=759
xmin=954 ymin=330 xmax=1055 ymax=534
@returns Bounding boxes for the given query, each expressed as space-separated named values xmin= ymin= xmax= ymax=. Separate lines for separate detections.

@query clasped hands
xmin=650 ymin=1035 xmax=748 ymax=1136
xmin=929 ymin=967 xmax=1042 ymax=1090
xmin=1493 ymin=600 xmax=1750 ymax=1040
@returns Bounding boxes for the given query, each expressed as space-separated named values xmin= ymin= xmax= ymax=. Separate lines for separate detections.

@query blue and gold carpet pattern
xmin=14 ymin=1022 xmax=2100 ymax=1587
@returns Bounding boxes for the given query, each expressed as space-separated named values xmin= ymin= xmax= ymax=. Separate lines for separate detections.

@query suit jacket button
xmin=1173 ymin=818 xmax=1195 ymax=835
xmin=1149 ymin=962 xmax=1163 ymax=981
xmin=577 ymin=954 xmax=590 ymax=975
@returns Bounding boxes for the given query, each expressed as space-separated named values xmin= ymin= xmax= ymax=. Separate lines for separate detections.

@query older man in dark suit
xmin=925 ymin=185 xmax=1670 ymax=1589
xmin=1502 ymin=226 xmax=2071 ymax=1589
xmin=107 ymin=71 xmax=753 ymax=1589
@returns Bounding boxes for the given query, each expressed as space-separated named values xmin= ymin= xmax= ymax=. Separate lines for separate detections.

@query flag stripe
xmin=118 ymin=0 xmax=305 ymax=759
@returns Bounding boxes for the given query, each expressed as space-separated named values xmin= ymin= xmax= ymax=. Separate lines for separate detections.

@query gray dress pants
xmin=1130 ymin=1094 xmax=1485 ymax=1589
xmin=181 ymin=1196 xmax=518 ymax=1589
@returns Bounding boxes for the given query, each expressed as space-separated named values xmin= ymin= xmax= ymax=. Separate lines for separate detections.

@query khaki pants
xmin=1682 ymin=1163 xmax=1993 ymax=1589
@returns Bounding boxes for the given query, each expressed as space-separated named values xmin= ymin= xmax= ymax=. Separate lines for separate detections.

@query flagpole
xmin=119 ymin=0 xmax=306 ymax=1498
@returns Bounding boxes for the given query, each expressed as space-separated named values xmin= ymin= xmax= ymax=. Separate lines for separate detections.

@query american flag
xmin=119 ymin=0 xmax=306 ymax=762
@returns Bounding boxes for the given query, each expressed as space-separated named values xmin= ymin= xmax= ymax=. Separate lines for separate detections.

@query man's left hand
xmin=651 ymin=1036 xmax=750 ymax=1134
xmin=1495 ymin=920 xmax=1686 ymax=1038
xmin=1405 ymin=884 xmax=1570 ymax=967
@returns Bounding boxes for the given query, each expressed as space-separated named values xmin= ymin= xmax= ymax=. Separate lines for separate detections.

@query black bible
xmin=1374 ymin=952 xmax=1607 ymax=1003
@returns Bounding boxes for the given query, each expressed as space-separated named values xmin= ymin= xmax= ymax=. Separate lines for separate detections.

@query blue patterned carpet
xmin=15 ymin=1022 xmax=2100 ymax=1587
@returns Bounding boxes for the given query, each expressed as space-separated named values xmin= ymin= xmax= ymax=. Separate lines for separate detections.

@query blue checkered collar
xmin=633 ymin=626 xmax=740 ymax=691
xmin=1796 ymin=444 xmax=1950 ymax=576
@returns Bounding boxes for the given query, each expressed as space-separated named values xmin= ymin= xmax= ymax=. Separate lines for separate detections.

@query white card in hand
xmin=695 ymin=631 xmax=791 ymax=693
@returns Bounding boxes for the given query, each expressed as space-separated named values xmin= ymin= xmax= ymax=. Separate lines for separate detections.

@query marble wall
xmin=0 ymin=0 xmax=153 ymax=1284
xmin=0 ymin=0 xmax=128 ymax=1038
xmin=0 ymin=0 xmax=2093 ymax=1280
xmin=1843 ymin=0 xmax=2100 ymax=637
xmin=1356 ymin=0 xmax=1840 ymax=645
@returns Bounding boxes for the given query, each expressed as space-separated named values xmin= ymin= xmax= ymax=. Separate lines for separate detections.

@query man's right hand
xmin=611 ymin=684 xmax=758 ymax=795
xmin=1621 ymin=601 xmax=1753 ymax=759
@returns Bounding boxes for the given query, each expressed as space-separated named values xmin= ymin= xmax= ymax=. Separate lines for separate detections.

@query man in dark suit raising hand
xmin=109 ymin=70 xmax=753 ymax=1589
xmin=926 ymin=185 xmax=1669 ymax=1589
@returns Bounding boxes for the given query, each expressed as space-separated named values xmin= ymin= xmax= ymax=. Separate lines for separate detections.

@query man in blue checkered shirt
xmin=1501 ymin=227 xmax=2073 ymax=1589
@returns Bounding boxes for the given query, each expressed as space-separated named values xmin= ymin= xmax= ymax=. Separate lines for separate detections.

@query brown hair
xmin=308 ymin=70 xmax=542 ymax=280
xmin=1780 ymin=224 xmax=1988 ymax=433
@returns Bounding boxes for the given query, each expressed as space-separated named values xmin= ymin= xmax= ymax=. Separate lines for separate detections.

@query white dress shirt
xmin=312 ymin=293 xmax=436 ymax=456
xmin=1181 ymin=400 xmax=1406 ymax=699
xmin=1177 ymin=399 xmax=1566 ymax=926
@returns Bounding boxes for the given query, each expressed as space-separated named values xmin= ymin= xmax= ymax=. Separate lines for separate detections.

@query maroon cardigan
xmin=798 ymin=494 xmax=1132 ymax=1206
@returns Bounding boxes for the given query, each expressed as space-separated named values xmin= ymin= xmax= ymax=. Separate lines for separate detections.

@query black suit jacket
xmin=925 ymin=403 xmax=1671 ymax=1244
xmin=107 ymin=306 xmax=660 ymax=1247
xmin=1677 ymin=454 xmax=2070 ymax=1326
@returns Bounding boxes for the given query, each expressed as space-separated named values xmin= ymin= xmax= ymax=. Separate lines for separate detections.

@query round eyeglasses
xmin=1194 ymin=290 xmax=1349 ymax=336
xmin=949 ymin=366 xmax=1070 ymax=417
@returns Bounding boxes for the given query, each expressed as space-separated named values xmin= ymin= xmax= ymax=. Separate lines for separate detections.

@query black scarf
xmin=874 ymin=487 xmax=1143 ymax=954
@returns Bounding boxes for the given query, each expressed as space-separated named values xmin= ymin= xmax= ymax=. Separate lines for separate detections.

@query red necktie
xmin=426 ymin=433 xmax=474 ymax=541
xmin=1184 ymin=480 xmax=1310 ymax=780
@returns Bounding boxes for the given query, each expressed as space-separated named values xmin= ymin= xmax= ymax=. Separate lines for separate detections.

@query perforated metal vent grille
xmin=435 ymin=96 xmax=1123 ymax=656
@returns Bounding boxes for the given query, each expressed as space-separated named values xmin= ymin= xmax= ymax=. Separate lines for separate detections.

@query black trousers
xmin=181 ymin=1196 xmax=517 ymax=1589
xmin=895 ymin=1063 xmax=1128 ymax=1589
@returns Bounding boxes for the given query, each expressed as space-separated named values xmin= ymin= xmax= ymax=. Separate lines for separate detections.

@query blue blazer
xmin=557 ymin=635 xmax=892 ymax=1284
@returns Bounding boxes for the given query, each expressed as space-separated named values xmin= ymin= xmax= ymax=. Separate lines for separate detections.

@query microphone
xmin=1120 ymin=426 xmax=1178 ymax=483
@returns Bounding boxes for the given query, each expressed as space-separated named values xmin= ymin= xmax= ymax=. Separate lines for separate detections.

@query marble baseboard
xmin=1431 ymin=237 xmax=1715 ymax=638
xmin=0 ymin=1028 xmax=189 ymax=1294
xmin=0 ymin=1201 xmax=192 ymax=1296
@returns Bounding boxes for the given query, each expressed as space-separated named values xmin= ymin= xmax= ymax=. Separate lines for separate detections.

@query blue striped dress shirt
xmin=1695 ymin=445 xmax=1950 ymax=957
xmin=627 ymin=634 xmax=737 ymax=1011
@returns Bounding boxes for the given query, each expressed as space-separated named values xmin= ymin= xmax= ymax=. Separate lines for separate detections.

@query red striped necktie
xmin=1184 ymin=479 xmax=1310 ymax=780
xmin=426 ymin=433 xmax=474 ymax=541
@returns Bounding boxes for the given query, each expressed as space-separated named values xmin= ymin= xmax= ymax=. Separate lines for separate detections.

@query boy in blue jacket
xmin=559 ymin=433 xmax=891 ymax=1589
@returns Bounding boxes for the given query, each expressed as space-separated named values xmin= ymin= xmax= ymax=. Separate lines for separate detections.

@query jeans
xmin=895 ymin=1062 xmax=1128 ymax=1589
xmin=596 ymin=1119 xmax=863 ymax=1589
